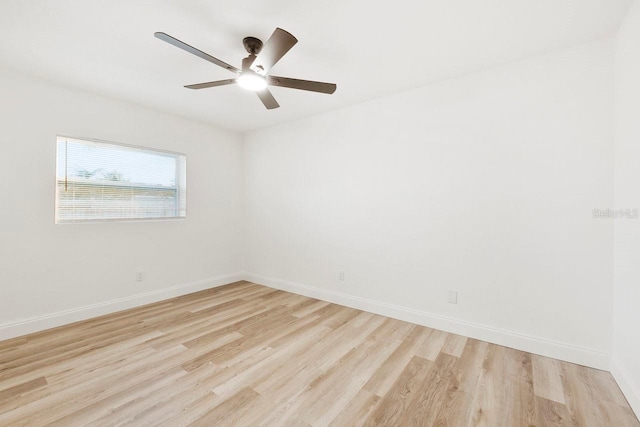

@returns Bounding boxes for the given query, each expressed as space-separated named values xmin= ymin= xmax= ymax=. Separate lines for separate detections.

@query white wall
xmin=613 ymin=0 xmax=640 ymax=415
xmin=244 ymin=40 xmax=615 ymax=368
xmin=0 ymin=69 xmax=244 ymax=339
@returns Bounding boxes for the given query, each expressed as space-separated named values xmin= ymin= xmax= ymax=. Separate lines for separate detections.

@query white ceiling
xmin=0 ymin=0 xmax=632 ymax=132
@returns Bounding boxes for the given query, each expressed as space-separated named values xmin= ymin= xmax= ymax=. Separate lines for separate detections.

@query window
xmin=55 ymin=136 xmax=186 ymax=223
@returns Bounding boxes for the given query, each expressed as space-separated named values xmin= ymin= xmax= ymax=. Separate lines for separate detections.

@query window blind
xmin=55 ymin=136 xmax=186 ymax=223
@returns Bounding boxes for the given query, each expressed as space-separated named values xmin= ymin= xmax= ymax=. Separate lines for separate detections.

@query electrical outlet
xmin=339 ymin=271 xmax=345 ymax=281
xmin=448 ymin=290 xmax=458 ymax=304
xmin=136 ymin=271 xmax=144 ymax=282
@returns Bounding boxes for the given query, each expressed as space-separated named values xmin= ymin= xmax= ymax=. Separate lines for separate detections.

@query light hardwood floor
xmin=0 ymin=281 xmax=637 ymax=426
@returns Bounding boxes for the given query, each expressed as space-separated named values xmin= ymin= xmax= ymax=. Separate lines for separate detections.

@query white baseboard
xmin=245 ymin=273 xmax=611 ymax=370
xmin=611 ymin=357 xmax=640 ymax=419
xmin=0 ymin=272 xmax=245 ymax=342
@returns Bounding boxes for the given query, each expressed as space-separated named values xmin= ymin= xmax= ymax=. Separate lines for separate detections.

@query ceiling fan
xmin=154 ymin=28 xmax=337 ymax=110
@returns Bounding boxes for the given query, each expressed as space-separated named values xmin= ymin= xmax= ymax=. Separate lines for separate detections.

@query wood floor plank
xmin=467 ymin=344 xmax=518 ymax=426
xmin=0 ymin=376 xmax=47 ymax=403
xmin=362 ymin=324 xmax=424 ymax=397
xmin=157 ymin=391 xmax=223 ymax=427
xmin=189 ymin=386 xmax=263 ymax=427
xmin=252 ymin=312 xmax=387 ymax=399
xmin=399 ymin=352 xmax=459 ymax=426
xmin=587 ymin=366 xmax=633 ymax=407
xmin=211 ymin=327 xmax=325 ymax=400
xmin=441 ymin=332 xmax=468 ymax=357
xmin=0 ymin=281 xmax=636 ymax=427
xmin=415 ymin=327 xmax=448 ymax=361
xmin=87 ymin=365 xmax=228 ymax=426
xmin=562 ymin=361 xmax=640 ymax=427
xmin=535 ymin=396 xmax=572 ymax=426
xmin=505 ymin=349 xmax=538 ymax=426
xmin=146 ymin=304 xmax=271 ymax=350
xmin=0 ymin=345 xmax=188 ymax=426
xmin=0 ymin=329 xmax=163 ymax=403
xmin=430 ymin=338 xmax=489 ymax=426
xmin=328 ymin=389 xmax=381 ymax=427
xmin=532 ymin=353 xmax=566 ymax=404
xmin=363 ymin=355 xmax=433 ymax=426
xmin=0 ymin=337 xmax=28 ymax=353
xmin=52 ymin=367 xmax=188 ymax=426
xmin=296 ymin=329 xmax=403 ymax=425
xmin=291 ymin=299 xmax=330 ymax=318
xmin=0 ymin=345 xmax=158 ymax=415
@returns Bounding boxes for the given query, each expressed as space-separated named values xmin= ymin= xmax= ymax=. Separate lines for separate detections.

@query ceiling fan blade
xmin=154 ymin=32 xmax=239 ymax=74
xmin=185 ymin=79 xmax=237 ymax=89
xmin=268 ymin=76 xmax=337 ymax=94
xmin=250 ymin=28 xmax=297 ymax=75
xmin=256 ymin=89 xmax=280 ymax=109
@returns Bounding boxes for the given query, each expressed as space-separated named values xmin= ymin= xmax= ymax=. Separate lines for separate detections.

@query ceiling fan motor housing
xmin=242 ymin=37 xmax=263 ymax=55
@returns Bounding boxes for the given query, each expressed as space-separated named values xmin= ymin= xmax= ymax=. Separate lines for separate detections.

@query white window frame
xmin=55 ymin=135 xmax=187 ymax=224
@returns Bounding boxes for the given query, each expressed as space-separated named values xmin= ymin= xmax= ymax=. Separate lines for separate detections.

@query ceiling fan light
xmin=237 ymin=74 xmax=268 ymax=91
